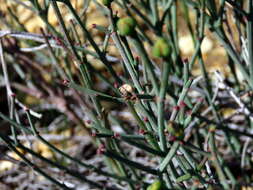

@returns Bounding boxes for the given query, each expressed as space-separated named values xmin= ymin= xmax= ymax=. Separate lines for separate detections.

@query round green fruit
xmin=147 ymin=180 xmax=164 ymax=190
xmin=152 ymin=38 xmax=171 ymax=58
xmin=117 ymin=17 xmax=136 ymax=36
xmin=101 ymin=0 xmax=113 ymax=6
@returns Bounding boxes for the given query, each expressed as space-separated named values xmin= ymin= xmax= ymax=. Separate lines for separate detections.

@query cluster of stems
xmin=1 ymin=0 xmax=253 ymax=189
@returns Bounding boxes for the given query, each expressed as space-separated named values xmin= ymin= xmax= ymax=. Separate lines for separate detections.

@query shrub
xmin=0 ymin=0 xmax=253 ymax=189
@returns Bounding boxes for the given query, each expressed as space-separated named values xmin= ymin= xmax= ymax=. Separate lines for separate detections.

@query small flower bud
xmin=138 ymin=129 xmax=146 ymax=135
xmin=10 ymin=93 xmax=16 ymax=98
xmin=113 ymin=82 xmax=119 ymax=88
xmin=96 ymin=144 xmax=106 ymax=155
xmin=117 ymin=17 xmax=136 ymax=36
xmin=62 ymin=79 xmax=69 ymax=86
xmin=183 ymin=58 xmax=188 ymax=63
xmin=179 ymin=101 xmax=186 ymax=108
xmin=173 ymin=105 xmax=180 ymax=111
xmin=167 ymin=121 xmax=184 ymax=139
xmin=24 ymin=106 xmax=29 ymax=112
xmin=91 ymin=133 xmax=96 ymax=137
xmin=143 ymin=117 xmax=148 ymax=122
xmin=113 ymin=132 xmax=120 ymax=138
xmin=186 ymin=110 xmax=192 ymax=116
xmin=119 ymin=84 xmax=134 ymax=96
xmin=152 ymin=38 xmax=171 ymax=58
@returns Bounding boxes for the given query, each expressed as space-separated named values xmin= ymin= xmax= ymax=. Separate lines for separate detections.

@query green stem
xmin=159 ymin=141 xmax=180 ymax=172
xmin=209 ymin=129 xmax=230 ymax=189
xmin=158 ymin=59 xmax=170 ymax=151
xmin=131 ymin=36 xmax=160 ymax=95
xmin=54 ymin=0 xmax=121 ymax=83
xmin=104 ymin=150 xmax=159 ymax=176
xmin=247 ymin=0 xmax=253 ymax=81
